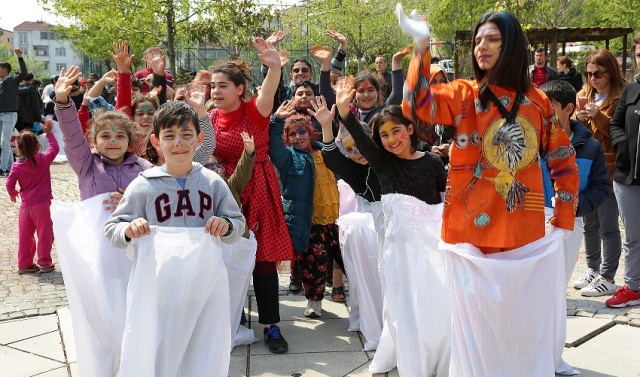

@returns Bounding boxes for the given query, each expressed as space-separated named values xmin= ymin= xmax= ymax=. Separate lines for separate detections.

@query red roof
xmin=14 ymin=21 xmax=53 ymax=31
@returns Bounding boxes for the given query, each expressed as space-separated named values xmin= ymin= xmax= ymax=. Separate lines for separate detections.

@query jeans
xmin=613 ymin=182 xmax=640 ymax=291
xmin=582 ymin=192 xmax=622 ymax=281
xmin=0 ymin=112 xmax=17 ymax=171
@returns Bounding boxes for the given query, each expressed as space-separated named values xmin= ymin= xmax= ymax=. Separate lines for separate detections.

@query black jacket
xmin=0 ymin=57 xmax=28 ymax=113
xmin=610 ymin=76 xmax=640 ymax=185
xmin=17 ymin=82 xmax=43 ymax=126
xmin=557 ymin=68 xmax=583 ymax=92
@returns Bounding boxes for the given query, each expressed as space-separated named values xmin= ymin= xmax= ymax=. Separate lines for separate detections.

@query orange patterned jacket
xmin=402 ymin=50 xmax=579 ymax=253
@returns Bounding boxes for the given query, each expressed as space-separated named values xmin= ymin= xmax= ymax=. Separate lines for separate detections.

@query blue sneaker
xmin=263 ymin=325 xmax=288 ymax=354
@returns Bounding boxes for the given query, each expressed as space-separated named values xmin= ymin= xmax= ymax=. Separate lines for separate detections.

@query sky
xmin=0 ymin=0 xmax=67 ymax=31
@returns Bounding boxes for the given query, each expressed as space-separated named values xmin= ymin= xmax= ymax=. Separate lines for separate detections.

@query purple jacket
xmin=55 ymin=105 xmax=152 ymax=200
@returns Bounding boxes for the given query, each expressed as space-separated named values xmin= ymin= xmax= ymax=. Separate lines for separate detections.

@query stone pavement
xmin=1 ymin=161 xmax=640 ymax=376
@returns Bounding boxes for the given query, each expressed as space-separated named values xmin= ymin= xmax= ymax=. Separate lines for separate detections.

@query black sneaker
xmin=0 ymin=170 xmax=7 ymax=178
xmin=263 ymin=325 xmax=288 ymax=354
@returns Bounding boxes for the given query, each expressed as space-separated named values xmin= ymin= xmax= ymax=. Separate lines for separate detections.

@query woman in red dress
xmin=209 ymin=38 xmax=294 ymax=354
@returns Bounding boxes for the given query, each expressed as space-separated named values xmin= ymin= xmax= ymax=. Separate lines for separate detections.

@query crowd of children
xmin=4 ymin=3 xmax=640 ymax=375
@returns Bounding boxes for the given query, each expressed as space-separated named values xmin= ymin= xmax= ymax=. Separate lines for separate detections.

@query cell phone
xmin=578 ymin=97 xmax=588 ymax=110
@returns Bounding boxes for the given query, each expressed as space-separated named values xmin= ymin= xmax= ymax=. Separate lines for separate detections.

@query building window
xmin=34 ymin=45 xmax=49 ymax=56
xmin=56 ymin=64 xmax=66 ymax=72
xmin=40 ymin=31 xmax=49 ymax=40
xmin=44 ymin=61 xmax=49 ymax=70
xmin=19 ymin=33 xmax=27 ymax=44
xmin=50 ymin=32 xmax=58 ymax=40
xmin=55 ymin=47 xmax=66 ymax=56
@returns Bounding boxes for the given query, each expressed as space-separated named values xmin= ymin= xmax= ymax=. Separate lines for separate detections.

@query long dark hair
xmin=472 ymin=11 xmax=532 ymax=105
xmin=16 ymin=130 xmax=40 ymax=168
xmin=369 ymin=105 xmax=418 ymax=153
xmin=211 ymin=60 xmax=252 ymax=100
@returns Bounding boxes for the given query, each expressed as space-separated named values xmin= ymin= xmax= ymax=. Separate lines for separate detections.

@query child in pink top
xmin=6 ymin=120 xmax=60 ymax=274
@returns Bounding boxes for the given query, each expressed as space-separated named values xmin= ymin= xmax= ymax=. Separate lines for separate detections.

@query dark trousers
xmin=299 ymin=223 xmax=344 ymax=301
xmin=253 ymin=261 xmax=280 ymax=325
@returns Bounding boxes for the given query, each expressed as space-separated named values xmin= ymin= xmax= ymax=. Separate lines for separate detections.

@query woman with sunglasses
xmin=606 ymin=33 xmax=640 ymax=308
xmin=573 ymin=49 xmax=627 ymax=298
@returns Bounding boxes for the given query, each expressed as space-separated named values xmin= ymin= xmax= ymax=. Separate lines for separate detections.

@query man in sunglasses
xmin=529 ymin=48 xmax=559 ymax=88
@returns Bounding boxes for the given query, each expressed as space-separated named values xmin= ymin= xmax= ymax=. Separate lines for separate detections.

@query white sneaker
xmin=304 ymin=300 xmax=322 ymax=318
xmin=581 ymin=275 xmax=618 ymax=297
xmin=573 ymin=268 xmax=597 ymax=289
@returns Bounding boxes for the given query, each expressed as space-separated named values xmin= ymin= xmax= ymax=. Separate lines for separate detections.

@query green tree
xmin=281 ymin=0 xmax=414 ymax=71
xmin=0 ymin=43 xmax=47 ymax=78
xmin=186 ymin=0 xmax=279 ymax=60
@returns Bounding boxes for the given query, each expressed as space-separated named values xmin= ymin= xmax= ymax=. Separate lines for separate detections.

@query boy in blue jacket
xmin=541 ymin=80 xmax=612 ymax=296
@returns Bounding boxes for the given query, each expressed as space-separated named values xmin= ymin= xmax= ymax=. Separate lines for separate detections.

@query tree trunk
xmin=165 ymin=0 xmax=177 ymax=76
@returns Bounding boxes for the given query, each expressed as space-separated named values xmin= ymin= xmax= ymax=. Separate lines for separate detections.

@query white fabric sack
xmin=368 ymin=201 xmax=397 ymax=373
xmin=443 ymin=222 xmax=566 ymax=377
xmin=221 ymin=231 xmax=258 ymax=348
xmin=338 ymin=211 xmax=383 ymax=351
xmin=337 ymin=180 xmax=361 ymax=332
xmin=122 ymin=227 xmax=231 ymax=377
xmin=379 ymin=194 xmax=450 ymax=377
xmin=551 ymin=210 xmax=583 ymax=376
xmin=51 ymin=194 xmax=132 ymax=377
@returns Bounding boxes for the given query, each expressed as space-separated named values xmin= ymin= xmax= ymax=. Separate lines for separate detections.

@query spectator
xmin=17 ymin=73 xmax=43 ymax=132
xmin=557 ymin=55 xmax=583 ymax=92
xmin=0 ymin=48 xmax=27 ymax=177
xmin=41 ymin=75 xmax=58 ymax=105
xmin=529 ymin=47 xmax=559 ymax=87
xmin=374 ymin=56 xmax=393 ymax=99
xmin=134 ymin=46 xmax=175 ymax=93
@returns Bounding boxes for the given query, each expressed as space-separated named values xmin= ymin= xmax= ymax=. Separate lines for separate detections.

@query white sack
xmin=122 ymin=227 xmax=231 ymax=377
xmin=221 ymin=232 xmax=258 ymax=347
xmin=368 ymin=201 xmax=397 ymax=373
xmin=51 ymin=194 xmax=132 ymax=377
xmin=443 ymin=224 xmax=566 ymax=377
xmin=378 ymin=194 xmax=450 ymax=377
xmin=338 ymin=211 xmax=383 ymax=351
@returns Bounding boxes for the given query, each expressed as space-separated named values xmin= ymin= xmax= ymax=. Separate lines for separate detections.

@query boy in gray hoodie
xmin=105 ymin=100 xmax=245 ymax=247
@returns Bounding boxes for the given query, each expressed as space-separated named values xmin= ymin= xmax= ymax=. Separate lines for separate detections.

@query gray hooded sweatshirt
xmin=105 ymin=163 xmax=245 ymax=249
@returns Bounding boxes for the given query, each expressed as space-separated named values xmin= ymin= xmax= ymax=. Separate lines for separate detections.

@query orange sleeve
xmin=402 ymin=49 xmax=473 ymax=143
xmin=541 ymin=97 xmax=579 ymax=230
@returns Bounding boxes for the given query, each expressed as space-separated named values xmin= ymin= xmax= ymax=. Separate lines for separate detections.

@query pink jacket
xmin=6 ymin=133 xmax=59 ymax=207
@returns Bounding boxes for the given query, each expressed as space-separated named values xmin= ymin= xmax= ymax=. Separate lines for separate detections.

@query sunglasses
xmin=584 ymin=70 xmax=607 ymax=79
xmin=292 ymin=67 xmax=310 ymax=73
xmin=287 ymin=128 xmax=308 ymax=138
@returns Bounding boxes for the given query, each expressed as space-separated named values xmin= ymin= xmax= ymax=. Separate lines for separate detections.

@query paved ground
xmin=1 ymin=161 xmax=640 ymax=376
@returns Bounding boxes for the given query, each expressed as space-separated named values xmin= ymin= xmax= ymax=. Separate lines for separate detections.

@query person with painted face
xmin=397 ymin=5 xmax=579 ymax=375
xmin=269 ymin=96 xmax=343 ymax=319
xmin=349 ymin=45 xmax=411 ymax=125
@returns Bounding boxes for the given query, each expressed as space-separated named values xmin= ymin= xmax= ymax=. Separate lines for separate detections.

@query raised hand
xmin=310 ymin=45 xmax=332 ymax=64
xmin=240 ymin=131 xmax=255 ymax=155
xmin=279 ymin=49 xmax=290 ymax=68
xmin=54 ymin=66 xmax=82 ymax=103
xmin=326 ymin=30 xmax=347 ymax=50
xmin=101 ymin=69 xmax=118 ymax=84
xmin=275 ymin=100 xmax=297 ymax=119
xmin=307 ymin=95 xmax=336 ymax=127
xmin=108 ymin=40 xmax=134 ymax=73
xmin=253 ymin=38 xmax=280 ymax=69
xmin=335 ymin=75 xmax=356 ymax=118
xmin=185 ymin=82 xmax=207 ymax=117
xmin=266 ymin=31 xmax=286 ymax=46
xmin=149 ymin=54 xmax=166 ymax=76
xmin=392 ymin=45 xmax=414 ymax=70
xmin=395 ymin=3 xmax=431 ymax=52
xmin=14 ymin=48 xmax=23 ymax=58
xmin=42 ymin=119 xmax=54 ymax=134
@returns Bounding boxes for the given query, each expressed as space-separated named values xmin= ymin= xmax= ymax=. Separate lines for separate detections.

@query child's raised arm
xmin=307 ymin=95 xmax=336 ymax=144
xmin=187 ymin=82 xmax=216 ymax=165
xmin=227 ymin=131 xmax=256 ymax=198
xmin=108 ymin=40 xmax=134 ymax=116
xmin=268 ymin=100 xmax=297 ymax=174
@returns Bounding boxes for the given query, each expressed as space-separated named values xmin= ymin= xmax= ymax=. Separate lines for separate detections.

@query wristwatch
xmin=221 ymin=217 xmax=233 ymax=237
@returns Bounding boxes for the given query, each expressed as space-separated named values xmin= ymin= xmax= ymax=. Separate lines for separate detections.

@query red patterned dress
xmin=210 ymin=98 xmax=295 ymax=262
